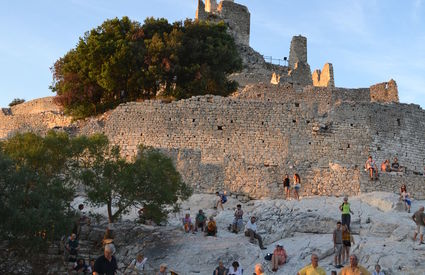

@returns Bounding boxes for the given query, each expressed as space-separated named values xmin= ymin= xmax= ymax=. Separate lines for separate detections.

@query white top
xmin=245 ymin=220 xmax=257 ymax=232
xmin=130 ymin=257 xmax=148 ymax=271
xmin=228 ymin=266 xmax=243 ymax=275
xmin=372 ymin=271 xmax=385 ymax=275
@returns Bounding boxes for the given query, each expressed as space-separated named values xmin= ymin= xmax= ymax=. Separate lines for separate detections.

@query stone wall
xmin=370 ymin=79 xmax=399 ymax=103
xmin=0 ymin=97 xmax=72 ymax=139
xmin=1 ymin=93 xmax=424 ymax=199
xmin=75 ymin=95 xmax=425 ymax=199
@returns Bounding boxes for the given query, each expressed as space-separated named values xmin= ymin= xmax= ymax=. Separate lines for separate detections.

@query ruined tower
xmin=288 ymin=35 xmax=312 ymax=86
xmin=195 ymin=0 xmax=250 ymax=46
xmin=312 ymin=63 xmax=335 ymax=88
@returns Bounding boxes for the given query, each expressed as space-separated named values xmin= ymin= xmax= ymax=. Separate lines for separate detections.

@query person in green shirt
xmin=297 ymin=253 xmax=326 ymax=275
xmin=195 ymin=209 xmax=207 ymax=232
xmin=339 ymin=197 xmax=354 ymax=230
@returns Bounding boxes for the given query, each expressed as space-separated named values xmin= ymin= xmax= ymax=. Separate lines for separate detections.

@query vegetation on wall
xmin=8 ymin=98 xmax=25 ymax=107
xmin=50 ymin=17 xmax=242 ymax=119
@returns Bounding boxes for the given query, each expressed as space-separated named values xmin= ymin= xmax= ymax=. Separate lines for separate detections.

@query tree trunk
xmin=107 ymin=198 xmax=113 ymax=223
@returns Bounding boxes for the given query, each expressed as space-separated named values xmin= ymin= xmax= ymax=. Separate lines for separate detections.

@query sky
xmin=0 ymin=0 xmax=424 ymax=108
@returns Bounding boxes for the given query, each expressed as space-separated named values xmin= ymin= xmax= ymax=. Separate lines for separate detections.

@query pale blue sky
xmin=1 ymin=0 xmax=424 ymax=108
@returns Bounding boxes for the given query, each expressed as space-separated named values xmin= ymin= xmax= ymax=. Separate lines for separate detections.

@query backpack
xmin=221 ymin=194 xmax=227 ymax=204
xmin=264 ymin=253 xmax=272 ymax=261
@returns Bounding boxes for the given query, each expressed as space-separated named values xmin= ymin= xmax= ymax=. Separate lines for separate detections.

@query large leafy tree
xmin=51 ymin=17 xmax=242 ymax=119
xmin=0 ymin=132 xmax=78 ymax=251
xmin=79 ymin=135 xmax=192 ymax=224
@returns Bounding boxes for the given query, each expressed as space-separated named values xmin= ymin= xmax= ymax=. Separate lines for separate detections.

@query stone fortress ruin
xmin=1 ymin=0 xmax=425 ymax=200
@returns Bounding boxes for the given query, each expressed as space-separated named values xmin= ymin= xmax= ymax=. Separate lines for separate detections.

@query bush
xmin=8 ymin=98 xmax=25 ymax=107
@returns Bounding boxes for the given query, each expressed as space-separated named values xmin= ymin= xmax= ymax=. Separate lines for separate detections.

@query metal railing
xmin=263 ymin=56 xmax=288 ymax=66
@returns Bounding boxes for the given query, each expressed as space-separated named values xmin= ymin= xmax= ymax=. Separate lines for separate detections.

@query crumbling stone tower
xmin=196 ymin=0 xmax=250 ymax=46
xmin=312 ymin=63 xmax=335 ymax=88
xmin=287 ymin=35 xmax=312 ymax=86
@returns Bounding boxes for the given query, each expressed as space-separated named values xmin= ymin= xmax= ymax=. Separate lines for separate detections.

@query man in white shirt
xmin=245 ymin=216 xmax=266 ymax=250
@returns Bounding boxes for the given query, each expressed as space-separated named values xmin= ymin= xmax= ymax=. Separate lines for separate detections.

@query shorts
xmin=343 ymin=240 xmax=351 ymax=247
xmin=334 ymin=244 xmax=343 ymax=256
xmin=416 ymin=225 xmax=425 ymax=235
xmin=294 ymin=184 xmax=301 ymax=191
xmin=404 ymin=199 xmax=411 ymax=206
xmin=284 ymin=184 xmax=290 ymax=188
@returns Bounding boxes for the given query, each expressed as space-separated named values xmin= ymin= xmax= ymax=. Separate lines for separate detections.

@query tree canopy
xmin=0 ymin=131 xmax=191 ymax=251
xmin=51 ymin=17 xmax=242 ymax=119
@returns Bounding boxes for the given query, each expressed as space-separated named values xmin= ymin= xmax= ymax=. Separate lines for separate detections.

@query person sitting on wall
xmin=365 ymin=156 xmax=378 ymax=180
xmin=205 ymin=216 xmax=218 ymax=236
xmin=391 ymin=157 xmax=404 ymax=172
xmin=182 ymin=213 xmax=195 ymax=234
xmin=380 ymin=159 xmax=391 ymax=172
xmin=195 ymin=209 xmax=207 ymax=232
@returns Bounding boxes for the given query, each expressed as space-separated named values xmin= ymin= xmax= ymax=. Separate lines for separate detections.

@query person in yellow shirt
xmin=297 ymin=253 xmax=326 ymax=275
xmin=339 ymin=254 xmax=371 ymax=275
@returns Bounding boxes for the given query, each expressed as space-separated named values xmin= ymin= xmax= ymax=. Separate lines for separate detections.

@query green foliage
xmin=8 ymin=98 xmax=25 ymax=107
xmin=79 ymin=139 xmax=192 ymax=223
xmin=0 ymin=132 xmax=77 ymax=252
xmin=51 ymin=17 xmax=242 ymax=119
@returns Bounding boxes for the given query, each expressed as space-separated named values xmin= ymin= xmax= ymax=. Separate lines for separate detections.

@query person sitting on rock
xmin=254 ymin=263 xmax=265 ymax=275
xmin=182 ymin=213 xmax=194 ymax=234
xmin=214 ymin=260 xmax=228 ymax=275
xmin=245 ymin=216 xmax=266 ymax=250
xmin=86 ymin=259 xmax=95 ymax=274
xmin=72 ymin=258 xmax=87 ymax=273
xmin=340 ymin=254 xmax=370 ymax=275
xmin=157 ymin=263 xmax=168 ymax=275
xmin=372 ymin=264 xmax=385 ymax=275
xmin=271 ymin=244 xmax=287 ymax=272
xmin=215 ymin=191 xmax=227 ymax=210
xmin=297 ymin=253 xmax=326 ymax=275
xmin=228 ymin=261 xmax=243 ymax=275
xmin=66 ymin=233 xmax=80 ymax=262
xmin=128 ymin=253 xmax=148 ymax=273
xmin=205 ymin=216 xmax=217 ymax=236
xmin=195 ymin=209 xmax=207 ymax=232
xmin=231 ymin=204 xmax=244 ymax=233
xmin=365 ymin=156 xmax=378 ymax=180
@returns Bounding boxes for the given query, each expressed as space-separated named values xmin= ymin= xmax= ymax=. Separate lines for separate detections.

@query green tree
xmin=51 ymin=17 xmax=242 ymax=119
xmin=51 ymin=17 xmax=147 ymax=119
xmin=0 ymin=132 xmax=77 ymax=251
xmin=78 ymin=135 xmax=192 ymax=224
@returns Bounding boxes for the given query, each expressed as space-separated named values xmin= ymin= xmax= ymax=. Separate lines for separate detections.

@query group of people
xmin=283 ymin=173 xmax=302 ymax=200
xmin=182 ymin=211 xmax=218 ymax=236
xmin=332 ymin=197 xmax=356 ymax=270
xmin=365 ymin=155 xmax=404 ymax=180
xmin=296 ymin=253 xmax=383 ymax=275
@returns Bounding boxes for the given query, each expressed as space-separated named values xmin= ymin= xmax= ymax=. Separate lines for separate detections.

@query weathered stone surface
xmin=370 ymin=79 xmax=399 ymax=103
xmin=312 ymin=63 xmax=335 ymax=88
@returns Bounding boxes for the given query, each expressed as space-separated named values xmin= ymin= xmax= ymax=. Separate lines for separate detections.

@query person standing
xmin=339 ymin=197 xmax=354 ymax=230
xmin=342 ymin=225 xmax=355 ymax=265
xmin=232 ymin=204 xmax=244 ymax=233
xmin=333 ymin=222 xmax=343 ymax=268
xmin=297 ymin=253 xmax=326 ymax=275
xmin=293 ymin=173 xmax=301 ymax=201
xmin=283 ymin=174 xmax=291 ymax=200
xmin=245 ymin=216 xmax=266 ymax=250
xmin=412 ymin=206 xmax=425 ymax=245
xmin=93 ymin=244 xmax=118 ymax=275
xmin=195 ymin=209 xmax=207 ymax=232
